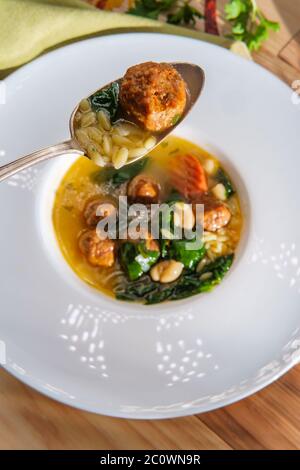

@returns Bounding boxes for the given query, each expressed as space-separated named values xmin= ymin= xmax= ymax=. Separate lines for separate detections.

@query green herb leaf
xmin=224 ymin=0 xmax=280 ymax=51
xmin=169 ymin=239 xmax=206 ymax=269
xmin=90 ymin=82 xmax=119 ymax=120
xmin=120 ymin=241 xmax=160 ymax=281
xmin=261 ymin=17 xmax=280 ymax=32
xmin=93 ymin=157 xmax=149 ymax=187
xmin=171 ymin=113 xmax=181 ymax=125
xmin=225 ymin=0 xmax=246 ymax=20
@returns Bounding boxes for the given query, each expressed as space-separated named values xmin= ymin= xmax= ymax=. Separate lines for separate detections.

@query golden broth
xmin=53 ymin=136 xmax=243 ymax=300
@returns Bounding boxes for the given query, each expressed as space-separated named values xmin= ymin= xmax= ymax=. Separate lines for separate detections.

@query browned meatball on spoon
xmin=120 ymin=62 xmax=187 ymax=132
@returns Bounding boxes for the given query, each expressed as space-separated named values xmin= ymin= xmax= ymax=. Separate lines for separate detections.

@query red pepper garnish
xmin=94 ymin=0 xmax=107 ymax=8
xmin=204 ymin=0 xmax=219 ymax=36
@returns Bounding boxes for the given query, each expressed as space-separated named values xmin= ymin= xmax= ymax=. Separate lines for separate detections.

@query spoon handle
xmin=0 ymin=140 xmax=83 ymax=182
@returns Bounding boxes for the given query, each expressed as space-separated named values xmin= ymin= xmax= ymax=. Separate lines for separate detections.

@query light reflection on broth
xmin=53 ymin=136 xmax=243 ymax=304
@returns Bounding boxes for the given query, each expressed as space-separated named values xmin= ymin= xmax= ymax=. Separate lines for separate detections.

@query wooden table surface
xmin=1 ymin=0 xmax=300 ymax=450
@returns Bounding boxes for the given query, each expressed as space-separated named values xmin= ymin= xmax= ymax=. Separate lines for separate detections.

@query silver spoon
xmin=0 ymin=63 xmax=204 ymax=182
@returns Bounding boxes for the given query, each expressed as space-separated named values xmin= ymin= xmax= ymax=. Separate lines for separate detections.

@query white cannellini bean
xmin=150 ymin=260 xmax=184 ymax=284
xmin=112 ymin=147 xmax=128 ymax=169
xmin=102 ymin=134 xmax=112 ymax=156
xmin=97 ymin=110 xmax=111 ymax=131
xmin=212 ymin=183 xmax=227 ymax=201
xmin=173 ymin=202 xmax=195 ymax=230
xmin=144 ymin=136 xmax=157 ymax=150
xmin=128 ymin=147 xmax=147 ymax=159
xmin=203 ymin=158 xmax=217 ymax=175
xmin=80 ymin=111 xmax=96 ymax=128
xmin=79 ymin=98 xmax=91 ymax=113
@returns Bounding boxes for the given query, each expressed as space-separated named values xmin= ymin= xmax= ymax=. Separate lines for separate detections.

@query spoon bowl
xmin=0 ymin=62 xmax=205 ymax=181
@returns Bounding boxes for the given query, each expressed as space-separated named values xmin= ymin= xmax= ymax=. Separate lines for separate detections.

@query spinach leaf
xmin=115 ymin=275 xmax=157 ymax=301
xmin=115 ymin=254 xmax=234 ymax=303
xmin=168 ymin=254 xmax=234 ymax=300
xmin=90 ymin=82 xmax=119 ymax=120
xmin=169 ymin=239 xmax=206 ymax=269
xmin=120 ymin=241 xmax=160 ymax=281
xmin=93 ymin=157 xmax=149 ymax=187
xmin=120 ymin=243 xmax=143 ymax=281
xmin=215 ymin=168 xmax=235 ymax=198
xmin=198 ymin=253 xmax=234 ymax=280
xmin=166 ymin=190 xmax=186 ymax=204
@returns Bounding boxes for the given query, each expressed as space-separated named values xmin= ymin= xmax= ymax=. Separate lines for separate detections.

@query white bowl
xmin=0 ymin=33 xmax=300 ymax=419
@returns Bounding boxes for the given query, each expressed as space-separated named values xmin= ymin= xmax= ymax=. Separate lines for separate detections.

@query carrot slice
xmin=170 ymin=154 xmax=208 ymax=199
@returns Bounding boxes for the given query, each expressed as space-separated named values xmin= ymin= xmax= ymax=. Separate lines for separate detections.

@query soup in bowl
xmin=53 ymin=136 xmax=242 ymax=304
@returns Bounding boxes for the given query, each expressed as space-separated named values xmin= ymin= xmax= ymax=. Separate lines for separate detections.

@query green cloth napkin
xmin=0 ymin=0 xmax=234 ymax=76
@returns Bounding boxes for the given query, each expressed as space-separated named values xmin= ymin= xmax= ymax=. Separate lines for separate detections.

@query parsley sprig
xmin=128 ymin=0 xmax=279 ymax=51
xmin=225 ymin=0 xmax=280 ymax=51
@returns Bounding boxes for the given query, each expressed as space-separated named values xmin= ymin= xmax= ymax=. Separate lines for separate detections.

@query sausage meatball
xmin=83 ymin=198 xmax=117 ymax=228
xmin=204 ymin=201 xmax=231 ymax=232
xmin=78 ymin=230 xmax=116 ymax=267
xmin=120 ymin=62 xmax=187 ymax=132
xmin=127 ymin=174 xmax=160 ymax=203
xmin=193 ymin=195 xmax=231 ymax=232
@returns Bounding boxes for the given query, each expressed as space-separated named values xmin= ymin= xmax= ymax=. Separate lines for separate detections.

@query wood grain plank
xmin=257 ymin=0 xmax=300 ymax=55
xmin=253 ymin=46 xmax=299 ymax=84
xmin=280 ymin=30 xmax=300 ymax=72
xmin=0 ymin=369 xmax=230 ymax=450
xmin=199 ymin=366 xmax=300 ymax=450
